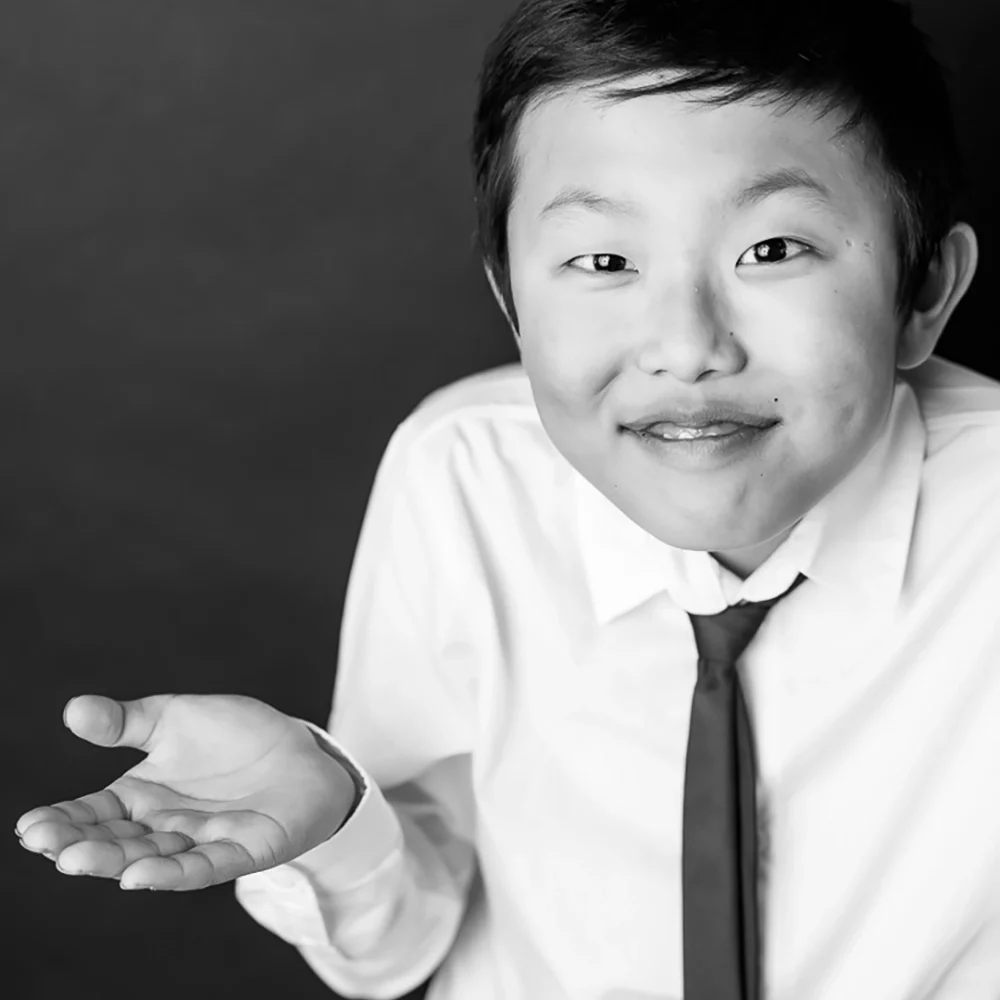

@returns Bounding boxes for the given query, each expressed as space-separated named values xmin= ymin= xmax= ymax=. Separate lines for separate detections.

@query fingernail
xmin=57 ymin=864 xmax=92 ymax=876
xmin=121 ymin=883 xmax=151 ymax=890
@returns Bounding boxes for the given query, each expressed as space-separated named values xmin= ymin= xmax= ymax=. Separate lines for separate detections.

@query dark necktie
xmin=682 ymin=573 xmax=807 ymax=1000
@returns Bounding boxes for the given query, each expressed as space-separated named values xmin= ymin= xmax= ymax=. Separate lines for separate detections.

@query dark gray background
xmin=3 ymin=2 xmax=996 ymax=998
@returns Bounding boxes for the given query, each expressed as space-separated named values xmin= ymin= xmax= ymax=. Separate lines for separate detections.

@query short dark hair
xmin=471 ymin=0 xmax=964 ymax=328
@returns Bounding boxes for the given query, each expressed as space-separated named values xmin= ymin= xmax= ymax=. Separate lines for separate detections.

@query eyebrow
xmin=732 ymin=167 xmax=835 ymax=211
xmin=537 ymin=167 xmax=838 ymax=221
xmin=538 ymin=188 xmax=642 ymax=220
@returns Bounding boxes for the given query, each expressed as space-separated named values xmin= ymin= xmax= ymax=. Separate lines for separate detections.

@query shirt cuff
xmin=280 ymin=720 xmax=403 ymax=891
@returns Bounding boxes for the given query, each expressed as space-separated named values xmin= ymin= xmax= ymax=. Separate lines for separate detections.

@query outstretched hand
xmin=14 ymin=693 xmax=357 ymax=890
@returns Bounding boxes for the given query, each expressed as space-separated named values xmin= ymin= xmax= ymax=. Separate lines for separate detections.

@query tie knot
xmin=687 ymin=573 xmax=807 ymax=665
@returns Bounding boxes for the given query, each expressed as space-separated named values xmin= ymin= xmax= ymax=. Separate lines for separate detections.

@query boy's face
xmin=504 ymin=80 xmax=907 ymax=573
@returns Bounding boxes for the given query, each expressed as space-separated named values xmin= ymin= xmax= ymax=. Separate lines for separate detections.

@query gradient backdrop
xmin=3 ymin=1 xmax=997 ymax=997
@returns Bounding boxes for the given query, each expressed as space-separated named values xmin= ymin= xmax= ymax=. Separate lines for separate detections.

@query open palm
xmin=14 ymin=693 xmax=356 ymax=890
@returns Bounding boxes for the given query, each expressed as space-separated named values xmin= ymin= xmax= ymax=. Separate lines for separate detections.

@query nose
xmin=634 ymin=281 xmax=746 ymax=383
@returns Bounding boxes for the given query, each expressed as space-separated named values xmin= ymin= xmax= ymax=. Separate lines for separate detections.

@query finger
xmin=19 ymin=817 xmax=150 ymax=857
xmin=119 ymin=839 xmax=256 ymax=891
xmin=15 ymin=788 xmax=130 ymax=849
xmin=50 ymin=789 xmax=130 ymax=827
xmin=57 ymin=830 xmax=196 ymax=878
xmin=15 ymin=789 xmax=127 ymax=838
xmin=63 ymin=693 xmax=175 ymax=751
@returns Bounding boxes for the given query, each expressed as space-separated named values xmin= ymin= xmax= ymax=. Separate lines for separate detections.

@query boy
xmin=15 ymin=0 xmax=1000 ymax=997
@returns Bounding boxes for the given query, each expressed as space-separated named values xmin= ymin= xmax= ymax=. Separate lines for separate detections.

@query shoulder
xmin=373 ymin=362 xmax=569 ymax=507
xmin=390 ymin=361 xmax=542 ymax=460
xmin=358 ymin=364 xmax=579 ymax=596
xmin=902 ymin=355 xmax=1000 ymax=472
xmin=903 ymin=354 xmax=1000 ymax=438
xmin=899 ymin=356 xmax=1000 ymax=603
xmin=902 ymin=354 xmax=1000 ymax=545
xmin=404 ymin=362 xmax=538 ymax=438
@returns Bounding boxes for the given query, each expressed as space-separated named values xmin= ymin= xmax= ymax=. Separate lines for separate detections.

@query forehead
xmin=509 ymin=79 xmax=885 ymax=225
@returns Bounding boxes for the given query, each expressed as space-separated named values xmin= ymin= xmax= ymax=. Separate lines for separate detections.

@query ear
xmin=896 ymin=222 xmax=979 ymax=371
xmin=483 ymin=262 xmax=521 ymax=345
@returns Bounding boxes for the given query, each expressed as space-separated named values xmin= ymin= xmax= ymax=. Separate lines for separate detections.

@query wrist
xmin=306 ymin=727 xmax=367 ymax=839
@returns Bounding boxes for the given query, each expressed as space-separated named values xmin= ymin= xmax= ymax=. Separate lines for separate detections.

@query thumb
xmin=63 ymin=693 xmax=174 ymax=751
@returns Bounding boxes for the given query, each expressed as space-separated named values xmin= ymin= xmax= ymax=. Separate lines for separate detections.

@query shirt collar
xmin=572 ymin=376 xmax=927 ymax=623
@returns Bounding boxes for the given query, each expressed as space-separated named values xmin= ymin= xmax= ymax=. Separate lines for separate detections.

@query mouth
xmin=622 ymin=419 xmax=779 ymax=467
xmin=623 ymin=407 xmax=779 ymax=434
xmin=633 ymin=420 xmax=772 ymax=441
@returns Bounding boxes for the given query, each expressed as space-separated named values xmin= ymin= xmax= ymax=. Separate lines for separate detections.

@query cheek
xmin=769 ymin=283 xmax=896 ymax=418
xmin=517 ymin=298 xmax=617 ymax=415
xmin=825 ymin=293 xmax=899 ymax=410
xmin=786 ymin=337 xmax=896 ymax=464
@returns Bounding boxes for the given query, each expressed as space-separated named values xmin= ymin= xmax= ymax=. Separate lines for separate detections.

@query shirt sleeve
xmin=233 ymin=413 xmax=483 ymax=999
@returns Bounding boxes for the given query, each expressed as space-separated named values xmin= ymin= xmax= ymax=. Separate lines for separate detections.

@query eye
xmin=566 ymin=253 xmax=637 ymax=274
xmin=737 ymin=237 xmax=811 ymax=267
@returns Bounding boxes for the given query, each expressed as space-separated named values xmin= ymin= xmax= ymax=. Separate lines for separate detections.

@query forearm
xmin=234 ymin=728 xmax=476 ymax=998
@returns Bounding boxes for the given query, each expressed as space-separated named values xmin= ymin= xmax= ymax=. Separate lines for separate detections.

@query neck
xmin=710 ymin=524 xmax=797 ymax=580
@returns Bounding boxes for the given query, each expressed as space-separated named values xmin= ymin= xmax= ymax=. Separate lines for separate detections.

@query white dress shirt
xmin=235 ymin=353 xmax=1000 ymax=1000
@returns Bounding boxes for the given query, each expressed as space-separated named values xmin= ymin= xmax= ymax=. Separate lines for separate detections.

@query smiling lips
xmin=641 ymin=421 xmax=748 ymax=440
xmin=623 ymin=406 xmax=779 ymax=436
xmin=624 ymin=415 xmax=778 ymax=468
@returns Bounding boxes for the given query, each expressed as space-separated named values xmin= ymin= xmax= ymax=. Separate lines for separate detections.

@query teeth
xmin=643 ymin=422 xmax=743 ymax=440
